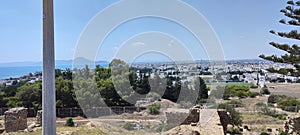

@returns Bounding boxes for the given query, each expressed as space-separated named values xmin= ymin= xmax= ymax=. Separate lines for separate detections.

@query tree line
xmin=0 ymin=59 xmax=208 ymax=110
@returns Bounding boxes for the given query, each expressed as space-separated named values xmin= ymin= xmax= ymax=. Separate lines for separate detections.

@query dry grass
xmin=12 ymin=126 xmax=106 ymax=135
xmin=241 ymin=113 xmax=284 ymax=133
xmin=251 ymin=83 xmax=300 ymax=98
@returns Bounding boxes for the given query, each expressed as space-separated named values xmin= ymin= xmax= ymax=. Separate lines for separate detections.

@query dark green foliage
xmin=56 ymin=77 xmax=78 ymax=108
xmin=197 ymin=77 xmax=209 ymax=99
xmin=250 ymin=84 xmax=259 ymax=89
xmin=261 ymin=85 xmax=271 ymax=95
xmin=249 ymin=92 xmax=260 ymax=98
xmin=268 ymin=94 xmax=300 ymax=112
xmin=15 ymin=82 xmax=42 ymax=109
xmin=224 ymin=100 xmax=244 ymax=108
xmin=275 ymin=114 xmax=287 ymax=120
xmin=279 ymin=131 xmax=289 ymax=135
xmin=148 ymin=104 xmax=160 ymax=115
xmin=260 ymin=132 xmax=270 ymax=135
xmin=221 ymin=85 xmax=258 ymax=99
xmin=268 ymin=95 xmax=287 ymax=103
xmin=65 ymin=118 xmax=74 ymax=127
xmin=259 ymin=0 xmax=300 ymax=77
xmin=123 ymin=122 xmax=135 ymax=130
xmin=227 ymin=127 xmax=242 ymax=134
xmin=0 ymin=59 xmax=211 ymax=111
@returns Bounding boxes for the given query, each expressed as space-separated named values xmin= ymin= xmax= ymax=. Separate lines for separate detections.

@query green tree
xmin=195 ymin=77 xmax=208 ymax=100
xmin=55 ymin=77 xmax=78 ymax=108
xmin=259 ymin=0 xmax=300 ymax=77
xmin=15 ymin=82 xmax=42 ymax=109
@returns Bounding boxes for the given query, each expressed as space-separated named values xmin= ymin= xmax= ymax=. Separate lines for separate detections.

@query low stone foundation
xmin=165 ymin=106 xmax=201 ymax=129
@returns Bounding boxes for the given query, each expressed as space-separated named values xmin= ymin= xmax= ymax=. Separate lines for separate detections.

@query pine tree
xmin=259 ymin=0 xmax=300 ymax=77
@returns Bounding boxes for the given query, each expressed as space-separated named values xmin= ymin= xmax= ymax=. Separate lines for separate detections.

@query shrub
xmin=261 ymin=85 xmax=270 ymax=95
xmin=65 ymin=118 xmax=74 ymax=127
xmin=260 ymin=132 xmax=270 ymax=135
xmin=218 ymin=104 xmax=242 ymax=126
xmin=227 ymin=127 xmax=242 ymax=134
xmin=123 ymin=122 xmax=135 ymax=130
xmin=225 ymin=100 xmax=244 ymax=108
xmin=221 ymin=85 xmax=259 ymax=99
xmin=146 ymin=92 xmax=161 ymax=101
xmin=278 ymin=98 xmax=300 ymax=112
xmin=279 ymin=131 xmax=289 ymax=135
xmin=250 ymin=84 xmax=259 ymax=89
xmin=268 ymin=94 xmax=287 ymax=103
xmin=255 ymin=102 xmax=266 ymax=107
xmin=275 ymin=114 xmax=287 ymax=120
xmin=249 ymin=92 xmax=260 ymax=98
xmin=148 ymin=104 xmax=160 ymax=115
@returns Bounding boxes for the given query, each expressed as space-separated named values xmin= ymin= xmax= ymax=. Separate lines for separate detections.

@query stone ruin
xmin=165 ymin=105 xmax=201 ymax=129
xmin=4 ymin=107 xmax=28 ymax=132
xmin=217 ymin=109 xmax=233 ymax=134
xmin=284 ymin=116 xmax=300 ymax=135
xmin=36 ymin=110 xmax=42 ymax=126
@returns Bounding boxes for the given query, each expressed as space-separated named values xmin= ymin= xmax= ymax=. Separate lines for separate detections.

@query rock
xmin=192 ymin=130 xmax=200 ymax=135
xmin=25 ymin=123 xmax=36 ymax=132
xmin=190 ymin=123 xmax=197 ymax=126
xmin=194 ymin=105 xmax=202 ymax=109
xmin=36 ymin=110 xmax=42 ymax=126
xmin=284 ymin=116 xmax=300 ymax=134
xmin=4 ymin=107 xmax=28 ymax=132
xmin=86 ymin=122 xmax=96 ymax=128
xmin=243 ymin=125 xmax=251 ymax=131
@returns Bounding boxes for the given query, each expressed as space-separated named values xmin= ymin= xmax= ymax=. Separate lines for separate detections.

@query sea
xmin=0 ymin=64 xmax=109 ymax=80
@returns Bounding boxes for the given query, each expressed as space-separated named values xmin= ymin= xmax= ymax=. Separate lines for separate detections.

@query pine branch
xmin=259 ymin=54 xmax=285 ymax=63
xmin=260 ymin=0 xmax=300 ymax=77
xmin=267 ymin=67 xmax=300 ymax=76
xmin=270 ymin=30 xmax=300 ymax=40
xmin=281 ymin=4 xmax=300 ymax=20
xmin=259 ymin=54 xmax=300 ymax=65
xmin=269 ymin=42 xmax=300 ymax=55
xmin=279 ymin=19 xmax=300 ymax=26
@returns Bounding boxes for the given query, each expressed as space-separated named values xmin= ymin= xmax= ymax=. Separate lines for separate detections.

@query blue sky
xmin=0 ymin=0 xmax=291 ymax=63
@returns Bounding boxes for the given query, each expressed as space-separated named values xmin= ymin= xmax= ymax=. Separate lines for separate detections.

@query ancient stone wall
xmin=165 ymin=106 xmax=201 ymax=129
xmin=4 ymin=107 xmax=28 ymax=132
xmin=217 ymin=109 xmax=232 ymax=134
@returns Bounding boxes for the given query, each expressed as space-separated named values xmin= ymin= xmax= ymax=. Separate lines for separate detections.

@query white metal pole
xmin=42 ymin=0 xmax=56 ymax=134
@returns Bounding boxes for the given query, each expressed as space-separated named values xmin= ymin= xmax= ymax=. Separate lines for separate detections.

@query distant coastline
xmin=0 ymin=59 xmax=267 ymax=80
xmin=0 ymin=63 xmax=109 ymax=80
